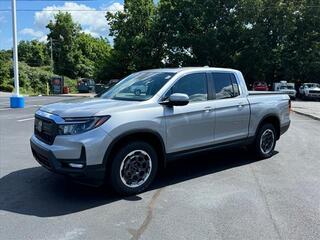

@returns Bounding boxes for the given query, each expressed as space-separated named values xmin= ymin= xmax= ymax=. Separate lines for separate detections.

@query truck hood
xmin=40 ymin=97 xmax=137 ymax=118
xmin=307 ymin=87 xmax=320 ymax=91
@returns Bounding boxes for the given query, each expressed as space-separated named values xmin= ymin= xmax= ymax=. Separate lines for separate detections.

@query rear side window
xmin=212 ymin=73 xmax=239 ymax=99
xmin=167 ymin=73 xmax=208 ymax=102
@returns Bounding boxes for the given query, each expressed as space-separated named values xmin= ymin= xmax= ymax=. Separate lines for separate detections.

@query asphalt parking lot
xmin=1 ymin=96 xmax=320 ymax=240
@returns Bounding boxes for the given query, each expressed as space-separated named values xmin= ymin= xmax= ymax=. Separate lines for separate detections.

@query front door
xmin=164 ymin=73 xmax=215 ymax=153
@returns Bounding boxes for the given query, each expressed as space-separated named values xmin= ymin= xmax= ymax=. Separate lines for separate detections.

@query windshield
xmin=101 ymin=71 xmax=175 ymax=101
xmin=280 ymin=86 xmax=287 ymax=89
xmin=287 ymin=86 xmax=294 ymax=89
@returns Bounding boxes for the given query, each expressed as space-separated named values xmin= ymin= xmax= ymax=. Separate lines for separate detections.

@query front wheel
xmin=109 ymin=141 xmax=158 ymax=196
xmin=252 ymin=123 xmax=276 ymax=159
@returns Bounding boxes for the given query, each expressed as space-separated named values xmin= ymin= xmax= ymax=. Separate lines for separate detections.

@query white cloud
xmin=20 ymin=28 xmax=45 ymax=38
xmin=81 ymin=29 xmax=100 ymax=38
xmin=38 ymin=35 xmax=48 ymax=43
xmin=34 ymin=2 xmax=123 ymax=38
xmin=102 ymin=2 xmax=124 ymax=12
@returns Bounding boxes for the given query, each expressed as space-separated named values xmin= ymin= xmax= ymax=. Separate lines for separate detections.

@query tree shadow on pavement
xmin=0 ymin=147 xmax=278 ymax=217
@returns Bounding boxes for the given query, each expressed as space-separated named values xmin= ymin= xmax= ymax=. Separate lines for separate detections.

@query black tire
xmin=109 ymin=141 xmax=158 ymax=196
xmin=251 ymin=123 xmax=276 ymax=159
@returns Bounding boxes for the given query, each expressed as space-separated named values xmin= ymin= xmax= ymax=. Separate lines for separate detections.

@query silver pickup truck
xmin=30 ymin=67 xmax=291 ymax=195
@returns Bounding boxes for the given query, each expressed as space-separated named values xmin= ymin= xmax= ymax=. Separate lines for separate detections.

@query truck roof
xmin=142 ymin=67 xmax=240 ymax=74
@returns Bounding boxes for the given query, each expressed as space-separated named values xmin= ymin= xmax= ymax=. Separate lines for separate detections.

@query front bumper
xmin=305 ymin=93 xmax=320 ymax=99
xmin=30 ymin=138 xmax=106 ymax=186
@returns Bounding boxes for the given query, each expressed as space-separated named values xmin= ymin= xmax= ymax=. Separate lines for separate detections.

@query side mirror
xmin=162 ymin=93 xmax=189 ymax=106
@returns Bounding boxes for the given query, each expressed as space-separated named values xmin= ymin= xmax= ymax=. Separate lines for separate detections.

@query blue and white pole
xmin=10 ymin=0 xmax=24 ymax=108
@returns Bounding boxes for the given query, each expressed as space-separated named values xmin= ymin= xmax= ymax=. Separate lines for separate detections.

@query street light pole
xmin=12 ymin=0 xmax=19 ymax=96
xmin=10 ymin=0 xmax=24 ymax=108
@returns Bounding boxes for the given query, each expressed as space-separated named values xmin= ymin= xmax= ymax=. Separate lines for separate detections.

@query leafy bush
xmin=0 ymin=56 xmax=12 ymax=91
xmin=64 ymin=76 xmax=77 ymax=93
xmin=17 ymin=62 xmax=51 ymax=95
xmin=0 ymin=84 xmax=14 ymax=92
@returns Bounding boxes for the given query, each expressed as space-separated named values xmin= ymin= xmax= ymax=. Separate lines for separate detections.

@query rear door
xmin=210 ymin=72 xmax=250 ymax=144
xmin=164 ymin=72 xmax=215 ymax=153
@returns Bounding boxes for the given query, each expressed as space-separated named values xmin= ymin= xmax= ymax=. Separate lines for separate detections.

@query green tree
xmin=47 ymin=12 xmax=81 ymax=78
xmin=288 ymin=0 xmax=320 ymax=82
xmin=0 ymin=50 xmax=13 ymax=92
xmin=155 ymin=0 xmax=320 ymax=84
xmin=107 ymin=0 xmax=157 ymax=77
xmin=75 ymin=33 xmax=112 ymax=80
xmin=47 ymin=12 xmax=112 ymax=80
xmin=18 ymin=40 xmax=50 ymax=67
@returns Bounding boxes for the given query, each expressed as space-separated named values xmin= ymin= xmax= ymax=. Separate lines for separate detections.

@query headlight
xmin=57 ymin=116 xmax=110 ymax=135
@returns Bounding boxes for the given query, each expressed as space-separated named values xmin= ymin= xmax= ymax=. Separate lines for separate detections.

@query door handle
xmin=238 ymin=102 xmax=245 ymax=109
xmin=204 ymin=106 xmax=213 ymax=112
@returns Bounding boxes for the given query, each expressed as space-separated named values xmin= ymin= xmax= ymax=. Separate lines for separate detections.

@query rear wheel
xmin=252 ymin=123 xmax=276 ymax=159
xmin=109 ymin=141 xmax=158 ymax=196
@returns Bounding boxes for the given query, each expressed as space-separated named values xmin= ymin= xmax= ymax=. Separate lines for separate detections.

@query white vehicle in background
xmin=299 ymin=83 xmax=320 ymax=100
xmin=273 ymin=81 xmax=296 ymax=100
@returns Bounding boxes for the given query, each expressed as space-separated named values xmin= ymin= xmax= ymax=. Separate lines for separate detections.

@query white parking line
xmin=17 ymin=117 xmax=34 ymax=122
xmin=0 ymin=96 xmax=68 ymax=106
xmin=0 ymin=105 xmax=42 ymax=111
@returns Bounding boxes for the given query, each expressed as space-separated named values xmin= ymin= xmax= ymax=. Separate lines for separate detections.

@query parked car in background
xmin=274 ymin=81 xmax=296 ymax=100
xmin=107 ymin=79 xmax=120 ymax=88
xmin=299 ymin=83 xmax=320 ymax=100
xmin=278 ymin=85 xmax=297 ymax=100
xmin=130 ymin=84 xmax=147 ymax=95
xmin=253 ymin=81 xmax=269 ymax=91
xmin=77 ymin=79 xmax=95 ymax=93
xmin=95 ymin=79 xmax=121 ymax=97
xmin=30 ymin=67 xmax=291 ymax=195
xmin=95 ymin=84 xmax=107 ymax=95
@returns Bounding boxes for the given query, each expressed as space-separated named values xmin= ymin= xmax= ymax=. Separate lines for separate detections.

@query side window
xmin=169 ymin=73 xmax=208 ymax=102
xmin=213 ymin=73 xmax=238 ymax=99
xmin=230 ymin=74 xmax=240 ymax=97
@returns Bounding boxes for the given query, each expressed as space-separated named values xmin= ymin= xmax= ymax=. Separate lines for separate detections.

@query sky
xmin=0 ymin=0 xmax=124 ymax=50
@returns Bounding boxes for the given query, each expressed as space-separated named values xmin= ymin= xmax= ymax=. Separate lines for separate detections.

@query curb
xmin=293 ymin=110 xmax=320 ymax=121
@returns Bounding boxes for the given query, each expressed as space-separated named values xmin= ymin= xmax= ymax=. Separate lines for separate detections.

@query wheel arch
xmin=103 ymin=129 xmax=166 ymax=172
xmin=256 ymin=114 xmax=281 ymax=140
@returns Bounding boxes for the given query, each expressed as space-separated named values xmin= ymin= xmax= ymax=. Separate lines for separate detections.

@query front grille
xmin=34 ymin=115 xmax=57 ymax=145
xmin=309 ymin=90 xmax=320 ymax=94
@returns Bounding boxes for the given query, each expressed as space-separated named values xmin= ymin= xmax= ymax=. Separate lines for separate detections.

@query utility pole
xmin=10 ymin=0 xmax=24 ymax=108
xmin=50 ymin=37 xmax=53 ymax=73
xmin=48 ymin=37 xmax=53 ymax=95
